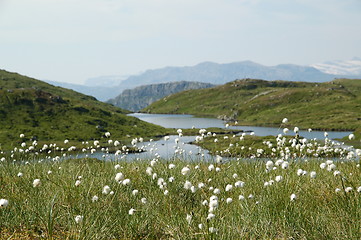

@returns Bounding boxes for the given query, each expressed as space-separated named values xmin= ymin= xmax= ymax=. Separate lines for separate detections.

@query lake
xmin=128 ymin=113 xmax=352 ymax=139
xmin=71 ymin=113 xmax=353 ymax=161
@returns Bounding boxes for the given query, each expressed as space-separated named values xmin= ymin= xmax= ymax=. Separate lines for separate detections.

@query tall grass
xmin=1 ymin=156 xmax=360 ymax=239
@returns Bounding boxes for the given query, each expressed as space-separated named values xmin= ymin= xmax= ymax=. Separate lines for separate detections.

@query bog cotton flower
xmin=102 ymin=185 xmax=111 ymax=195
xmin=186 ymin=214 xmax=192 ymax=224
xmin=225 ymin=184 xmax=233 ymax=192
xmin=33 ymin=179 xmax=41 ymax=187
xmin=184 ymin=181 xmax=192 ymax=190
xmin=91 ymin=195 xmax=99 ymax=202
xmin=235 ymin=181 xmax=245 ymax=188
xmin=310 ymin=171 xmax=317 ymax=178
xmin=115 ymin=172 xmax=124 ymax=182
xmin=75 ymin=215 xmax=83 ymax=224
xmin=209 ymin=227 xmax=217 ymax=233
xmin=239 ymin=195 xmax=245 ymax=200
xmin=265 ymin=160 xmax=274 ymax=169
xmin=128 ymin=208 xmax=136 ymax=215
xmin=207 ymin=213 xmax=215 ymax=220
xmin=281 ymin=161 xmax=289 ymax=169
xmin=208 ymin=164 xmax=215 ymax=171
xmin=181 ymin=167 xmax=190 ymax=175
xmin=213 ymin=188 xmax=220 ymax=194
xmin=75 ymin=180 xmax=81 ymax=187
xmin=290 ymin=193 xmax=297 ymax=201
xmin=122 ymin=179 xmax=131 ymax=185
xmin=132 ymin=189 xmax=139 ymax=196
xmin=0 ymin=199 xmax=9 ymax=208
xmin=283 ymin=128 xmax=289 ymax=134
xmin=348 ymin=133 xmax=355 ymax=140
xmin=282 ymin=118 xmax=288 ymax=124
xmin=275 ymin=176 xmax=283 ymax=182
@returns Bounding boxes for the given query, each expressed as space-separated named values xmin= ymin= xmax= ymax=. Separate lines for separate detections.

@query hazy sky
xmin=0 ymin=0 xmax=360 ymax=84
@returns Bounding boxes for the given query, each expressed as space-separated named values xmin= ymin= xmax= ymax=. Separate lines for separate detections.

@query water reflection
xmin=129 ymin=113 xmax=352 ymax=139
xmin=67 ymin=113 xmax=353 ymax=161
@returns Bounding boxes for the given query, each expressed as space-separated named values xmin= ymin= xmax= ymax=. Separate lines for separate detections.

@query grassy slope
xmin=143 ymin=78 xmax=361 ymax=131
xmin=0 ymin=70 xmax=167 ymax=149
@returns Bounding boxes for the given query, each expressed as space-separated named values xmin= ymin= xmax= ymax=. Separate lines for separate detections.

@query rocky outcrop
xmin=108 ymin=81 xmax=215 ymax=112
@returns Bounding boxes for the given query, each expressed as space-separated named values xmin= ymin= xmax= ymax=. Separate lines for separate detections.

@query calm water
xmin=69 ymin=113 xmax=352 ymax=161
xmin=128 ymin=113 xmax=352 ymax=140
xmin=69 ymin=135 xmax=214 ymax=161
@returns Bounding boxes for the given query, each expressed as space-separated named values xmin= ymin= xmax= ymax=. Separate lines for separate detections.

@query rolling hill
xmin=143 ymin=78 xmax=361 ymax=133
xmin=0 ymin=69 xmax=167 ymax=149
xmin=108 ymin=81 xmax=215 ymax=112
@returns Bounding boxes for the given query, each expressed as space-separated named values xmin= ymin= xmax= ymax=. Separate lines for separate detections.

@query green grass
xmin=0 ymin=156 xmax=360 ymax=239
xmin=143 ymin=78 xmax=361 ymax=137
xmin=0 ymin=70 xmax=168 ymax=150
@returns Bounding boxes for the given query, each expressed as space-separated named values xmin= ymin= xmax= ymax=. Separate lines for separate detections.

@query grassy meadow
xmin=0 ymin=129 xmax=360 ymax=239
xmin=0 ymin=71 xmax=360 ymax=239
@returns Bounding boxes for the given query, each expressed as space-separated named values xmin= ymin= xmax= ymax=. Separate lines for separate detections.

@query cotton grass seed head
xmin=91 ymin=195 xmax=99 ymax=202
xmin=290 ymin=193 xmax=297 ymax=201
xmin=75 ymin=215 xmax=83 ymax=224
xmin=33 ymin=179 xmax=41 ymax=187
xmin=102 ymin=185 xmax=111 ymax=195
xmin=128 ymin=208 xmax=136 ymax=215
xmin=181 ymin=166 xmax=190 ymax=175
xmin=115 ymin=172 xmax=124 ymax=182
xmin=0 ymin=199 xmax=9 ymax=208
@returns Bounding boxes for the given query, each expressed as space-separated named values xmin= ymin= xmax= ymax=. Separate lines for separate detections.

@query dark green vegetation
xmin=0 ymin=70 xmax=167 ymax=150
xmin=108 ymin=81 xmax=215 ymax=112
xmin=143 ymin=78 xmax=361 ymax=135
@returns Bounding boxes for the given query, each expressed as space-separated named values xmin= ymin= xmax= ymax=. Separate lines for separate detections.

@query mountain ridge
xmin=45 ymin=59 xmax=361 ymax=102
xmin=108 ymin=81 xmax=215 ymax=112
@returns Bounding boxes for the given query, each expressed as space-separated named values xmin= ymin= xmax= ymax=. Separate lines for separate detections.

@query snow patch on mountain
xmin=311 ymin=57 xmax=361 ymax=75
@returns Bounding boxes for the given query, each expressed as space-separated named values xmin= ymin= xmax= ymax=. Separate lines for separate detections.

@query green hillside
xmin=0 ymin=70 xmax=167 ymax=149
xmin=143 ymin=78 xmax=361 ymax=132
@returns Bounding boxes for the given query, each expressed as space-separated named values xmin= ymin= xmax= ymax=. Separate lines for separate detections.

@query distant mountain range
xmin=45 ymin=80 xmax=122 ymax=102
xmin=107 ymin=81 xmax=215 ymax=112
xmin=45 ymin=59 xmax=361 ymax=102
